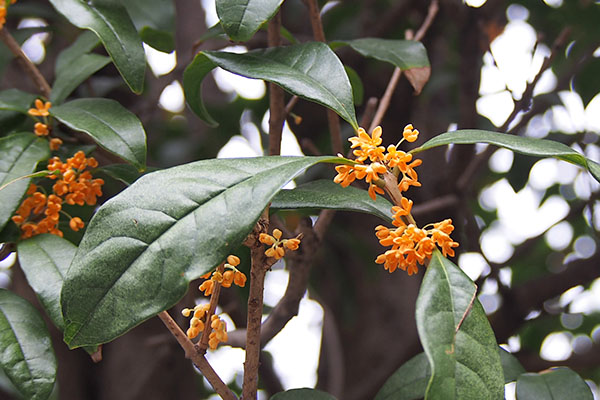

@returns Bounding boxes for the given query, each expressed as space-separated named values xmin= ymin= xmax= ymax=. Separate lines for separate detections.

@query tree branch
xmin=0 ymin=28 xmax=51 ymax=98
xmin=157 ymin=311 xmax=237 ymax=400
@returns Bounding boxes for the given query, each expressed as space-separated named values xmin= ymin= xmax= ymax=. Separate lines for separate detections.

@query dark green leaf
xmin=516 ymin=367 xmax=593 ymax=400
xmin=0 ymin=89 xmax=38 ymax=114
xmin=123 ymin=0 xmax=175 ymax=52
xmin=0 ymin=133 xmax=50 ymax=232
xmin=0 ymin=289 xmax=57 ymax=400
xmin=48 ymin=0 xmax=145 ymax=93
xmin=415 ymin=250 xmax=504 ymax=399
xmin=51 ymin=54 xmax=111 ymax=104
xmin=499 ymin=347 xmax=525 ymax=383
xmin=344 ymin=65 xmax=364 ymax=106
xmin=17 ymin=234 xmax=76 ymax=331
xmin=271 ymin=179 xmax=393 ymax=222
xmin=55 ymin=31 xmax=101 ymax=72
xmin=62 ymin=156 xmax=346 ymax=348
xmin=97 ymin=163 xmax=147 ymax=186
xmin=51 ymin=98 xmax=147 ymax=170
xmin=413 ymin=130 xmax=600 ymax=183
xmin=216 ymin=0 xmax=284 ymax=42
xmin=271 ymin=388 xmax=337 ymax=400
xmin=184 ymin=42 xmax=358 ymax=129
xmin=374 ymin=352 xmax=430 ymax=400
xmin=332 ymin=38 xmax=431 ymax=93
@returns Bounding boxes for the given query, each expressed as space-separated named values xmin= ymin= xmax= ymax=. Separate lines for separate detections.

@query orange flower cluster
xmin=334 ymin=125 xmax=422 ymax=200
xmin=333 ymin=125 xmax=459 ymax=275
xmin=183 ymin=255 xmax=247 ymax=349
xmin=258 ymin=228 xmax=301 ymax=260
xmin=28 ymin=99 xmax=62 ymax=150
xmin=11 ymin=151 xmax=104 ymax=239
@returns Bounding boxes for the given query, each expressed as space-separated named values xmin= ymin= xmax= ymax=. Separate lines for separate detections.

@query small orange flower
xmin=49 ymin=138 xmax=62 ymax=150
xmin=402 ymin=124 xmax=420 ymax=143
xmin=34 ymin=122 xmax=49 ymax=136
xmin=28 ymin=99 xmax=51 ymax=117
xmin=69 ymin=217 xmax=85 ymax=232
xmin=259 ymin=228 xmax=301 ymax=260
xmin=333 ymin=164 xmax=358 ymax=188
xmin=349 ymin=126 xmax=385 ymax=162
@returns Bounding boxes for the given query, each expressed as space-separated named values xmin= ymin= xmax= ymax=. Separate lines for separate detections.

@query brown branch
xmin=158 ymin=311 xmax=237 ymax=400
xmin=197 ymin=265 xmax=224 ymax=353
xmin=368 ymin=0 xmax=439 ymax=131
xmin=303 ymin=0 xmax=344 ymax=153
xmin=0 ymin=28 xmax=51 ymax=98
xmin=457 ymin=27 xmax=571 ymax=192
xmin=268 ymin=12 xmax=285 ymax=156
xmin=242 ymin=241 xmax=277 ymax=400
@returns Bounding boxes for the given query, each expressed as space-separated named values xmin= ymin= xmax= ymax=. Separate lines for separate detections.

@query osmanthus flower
xmin=28 ymin=99 xmax=51 ymax=117
xmin=333 ymin=124 xmax=459 ymax=275
xmin=11 ymin=151 xmax=104 ymax=238
xmin=198 ymin=254 xmax=247 ymax=296
xmin=258 ymin=228 xmax=301 ymax=260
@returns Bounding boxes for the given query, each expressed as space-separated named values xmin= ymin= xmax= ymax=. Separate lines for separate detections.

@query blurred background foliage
xmin=1 ymin=0 xmax=600 ymax=399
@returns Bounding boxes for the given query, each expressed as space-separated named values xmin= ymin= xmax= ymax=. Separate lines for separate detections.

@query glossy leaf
xmin=98 ymin=163 xmax=147 ymax=186
xmin=55 ymin=31 xmax=100 ymax=72
xmin=216 ymin=0 xmax=284 ymax=42
xmin=0 ymin=89 xmax=38 ymax=114
xmin=516 ymin=367 xmax=593 ymax=400
xmin=123 ymin=0 xmax=175 ymax=52
xmin=62 ymin=156 xmax=346 ymax=348
xmin=413 ymin=129 xmax=600 ymax=183
xmin=17 ymin=234 xmax=77 ymax=331
xmin=0 ymin=133 xmax=50 ymax=232
xmin=415 ymin=250 xmax=504 ymax=399
xmin=48 ymin=0 xmax=145 ymax=93
xmin=184 ymin=42 xmax=358 ymax=129
xmin=333 ymin=38 xmax=431 ymax=93
xmin=271 ymin=179 xmax=393 ymax=222
xmin=499 ymin=347 xmax=525 ymax=383
xmin=51 ymin=98 xmax=147 ymax=171
xmin=0 ymin=289 xmax=57 ymax=400
xmin=271 ymin=388 xmax=337 ymax=400
xmin=51 ymin=54 xmax=110 ymax=104
xmin=374 ymin=352 xmax=430 ymax=400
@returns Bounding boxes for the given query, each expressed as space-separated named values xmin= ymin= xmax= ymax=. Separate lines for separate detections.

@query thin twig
xmin=158 ymin=311 xmax=237 ymax=400
xmin=0 ymin=28 xmax=51 ymax=98
xmin=197 ymin=265 xmax=224 ymax=353
xmin=267 ymin=12 xmax=285 ymax=156
xmin=368 ymin=0 xmax=439 ymax=131
xmin=303 ymin=0 xmax=344 ymax=153
xmin=456 ymin=27 xmax=571 ymax=191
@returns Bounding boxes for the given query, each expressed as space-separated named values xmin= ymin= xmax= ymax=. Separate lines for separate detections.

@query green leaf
xmin=415 ymin=251 xmax=504 ymax=399
xmin=0 ymin=133 xmax=50 ymax=233
xmin=516 ymin=367 xmax=593 ymax=400
xmin=0 ymin=289 xmax=57 ymax=400
xmin=499 ymin=347 xmax=525 ymax=383
xmin=48 ymin=0 xmax=145 ymax=93
xmin=413 ymin=129 xmax=600 ymax=183
xmin=216 ymin=0 xmax=284 ymax=42
xmin=271 ymin=179 xmax=393 ymax=222
xmin=184 ymin=42 xmax=358 ymax=129
xmin=61 ymin=155 xmax=346 ymax=348
xmin=55 ymin=31 xmax=101 ymax=72
xmin=0 ymin=89 xmax=38 ymax=114
xmin=374 ymin=352 xmax=431 ymax=400
xmin=271 ymin=388 xmax=337 ymax=400
xmin=344 ymin=65 xmax=364 ymax=106
xmin=51 ymin=54 xmax=111 ymax=104
xmin=17 ymin=235 xmax=77 ymax=331
xmin=51 ymin=98 xmax=147 ymax=171
xmin=333 ymin=38 xmax=431 ymax=93
xmin=123 ymin=0 xmax=175 ymax=53
xmin=97 ymin=163 xmax=147 ymax=186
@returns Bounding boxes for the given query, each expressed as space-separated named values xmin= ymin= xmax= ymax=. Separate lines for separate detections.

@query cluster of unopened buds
xmin=11 ymin=150 xmax=104 ymax=239
xmin=334 ymin=124 xmax=459 ymax=275
xmin=29 ymin=98 xmax=62 ymax=151
xmin=182 ymin=255 xmax=247 ymax=349
xmin=0 ymin=0 xmax=16 ymax=30
xmin=258 ymin=228 xmax=301 ymax=260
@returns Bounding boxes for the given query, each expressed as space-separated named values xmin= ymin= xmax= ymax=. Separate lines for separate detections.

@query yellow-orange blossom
xmin=333 ymin=125 xmax=458 ymax=275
